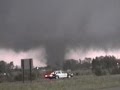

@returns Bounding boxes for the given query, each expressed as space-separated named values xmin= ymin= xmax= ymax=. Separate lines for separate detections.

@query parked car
xmin=44 ymin=70 xmax=73 ymax=79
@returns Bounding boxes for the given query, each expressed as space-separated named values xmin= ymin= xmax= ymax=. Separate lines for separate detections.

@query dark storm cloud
xmin=0 ymin=0 xmax=120 ymax=67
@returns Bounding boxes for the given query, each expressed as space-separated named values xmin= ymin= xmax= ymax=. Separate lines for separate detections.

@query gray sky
xmin=0 ymin=0 xmax=120 ymax=67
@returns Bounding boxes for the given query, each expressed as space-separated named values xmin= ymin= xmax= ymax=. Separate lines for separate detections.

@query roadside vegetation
xmin=0 ymin=75 xmax=120 ymax=90
xmin=0 ymin=55 xmax=120 ymax=90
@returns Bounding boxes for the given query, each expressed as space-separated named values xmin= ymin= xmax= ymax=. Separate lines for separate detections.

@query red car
xmin=44 ymin=71 xmax=56 ymax=79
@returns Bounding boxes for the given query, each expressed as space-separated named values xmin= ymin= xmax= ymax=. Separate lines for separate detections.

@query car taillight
xmin=49 ymin=74 xmax=53 ymax=77
xmin=45 ymin=75 xmax=48 ymax=77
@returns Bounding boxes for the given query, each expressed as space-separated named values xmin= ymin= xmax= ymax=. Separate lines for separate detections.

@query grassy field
xmin=0 ymin=75 xmax=120 ymax=90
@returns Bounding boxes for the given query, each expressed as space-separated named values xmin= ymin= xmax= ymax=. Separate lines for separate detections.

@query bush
xmin=93 ymin=68 xmax=106 ymax=76
xmin=14 ymin=72 xmax=36 ymax=81
xmin=28 ymin=73 xmax=36 ymax=80
xmin=14 ymin=73 xmax=23 ymax=81
xmin=111 ymin=68 xmax=120 ymax=75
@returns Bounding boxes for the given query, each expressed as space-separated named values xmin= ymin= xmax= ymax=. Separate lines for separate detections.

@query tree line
xmin=63 ymin=55 xmax=120 ymax=76
xmin=0 ymin=55 xmax=120 ymax=82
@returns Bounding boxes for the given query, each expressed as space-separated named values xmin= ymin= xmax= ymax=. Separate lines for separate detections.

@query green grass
xmin=0 ymin=75 xmax=120 ymax=90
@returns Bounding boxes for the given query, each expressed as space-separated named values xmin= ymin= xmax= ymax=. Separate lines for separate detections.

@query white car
xmin=54 ymin=70 xmax=73 ymax=79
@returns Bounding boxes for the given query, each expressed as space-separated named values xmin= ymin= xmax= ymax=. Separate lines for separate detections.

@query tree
xmin=0 ymin=61 xmax=14 ymax=74
xmin=63 ymin=59 xmax=79 ymax=70
xmin=0 ymin=61 xmax=7 ymax=73
xmin=92 ymin=55 xmax=118 ymax=76
xmin=8 ymin=62 xmax=14 ymax=70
